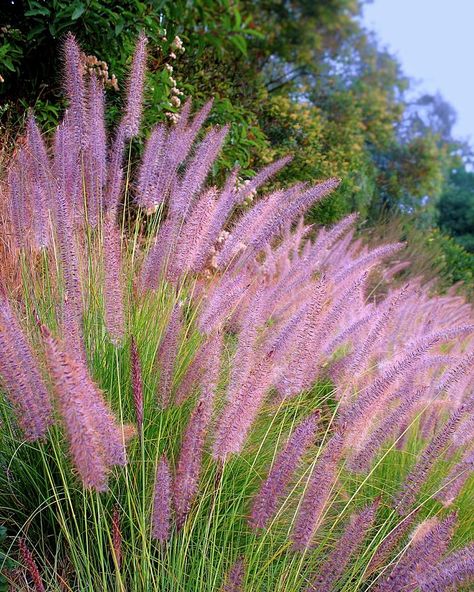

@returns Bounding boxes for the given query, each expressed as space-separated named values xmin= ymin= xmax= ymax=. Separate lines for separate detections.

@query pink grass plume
xmin=152 ymin=455 xmax=172 ymax=543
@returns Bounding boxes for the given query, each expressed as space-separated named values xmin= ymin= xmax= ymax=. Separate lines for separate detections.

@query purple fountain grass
xmin=174 ymin=340 xmax=208 ymax=406
xmin=26 ymin=114 xmax=52 ymax=247
xmin=436 ymin=449 xmax=474 ymax=506
xmin=173 ymin=400 xmax=209 ymax=529
xmin=169 ymin=187 xmax=220 ymax=281
xmin=173 ymin=332 xmax=222 ymax=528
xmin=0 ymin=296 xmax=52 ymax=439
xmin=222 ymin=557 xmax=245 ymax=592
xmin=347 ymin=387 xmax=427 ymax=473
xmin=156 ymin=302 xmax=183 ymax=407
xmin=299 ymin=272 xmax=369 ymax=391
xmin=291 ymin=430 xmax=345 ymax=551
xmin=130 ymin=337 xmax=144 ymax=434
xmin=111 ymin=505 xmax=122 ymax=569
xmin=41 ymin=325 xmax=126 ymax=491
xmin=417 ymin=543 xmax=474 ymax=592
xmin=140 ymin=219 xmax=174 ymax=291
xmin=226 ymin=285 xmax=268 ymax=403
xmin=339 ymin=334 xmax=441 ymax=445
xmin=333 ymin=242 xmax=405 ymax=284
xmin=249 ymin=411 xmax=320 ymax=530
xmin=306 ymin=499 xmax=379 ymax=592
xmin=84 ymin=73 xmax=107 ymax=227
xmin=53 ymin=120 xmax=85 ymax=360
xmin=211 ymin=350 xmax=276 ymax=460
xmin=105 ymin=124 xmax=127 ymax=214
xmin=273 ymin=276 xmax=328 ymax=397
xmin=344 ymin=284 xmax=411 ymax=379
xmin=139 ymin=99 xmax=215 ymax=213
xmin=312 ymin=212 xmax=359 ymax=263
xmin=63 ymin=33 xmax=86 ymax=148
xmin=395 ymin=403 xmax=470 ymax=515
xmin=453 ymin=412 xmax=474 ymax=446
xmin=373 ymin=513 xmax=457 ymax=592
xmin=121 ymin=31 xmax=147 ymax=139
xmin=135 ymin=124 xmax=167 ymax=212
xmin=152 ymin=455 xmax=172 ymax=543
xmin=18 ymin=538 xmax=46 ymax=592
xmin=433 ymin=350 xmax=474 ymax=399
xmin=169 ymin=125 xmax=229 ymax=221
xmin=365 ymin=511 xmax=419 ymax=576
xmin=235 ymin=179 xmax=340 ymax=267
xmin=198 ymin=272 xmax=251 ymax=334
xmin=7 ymin=154 xmax=30 ymax=249
xmin=103 ymin=209 xmax=125 ymax=345
xmin=233 ymin=155 xmax=292 ymax=204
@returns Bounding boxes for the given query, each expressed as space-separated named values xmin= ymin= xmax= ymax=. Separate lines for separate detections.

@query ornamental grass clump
xmin=0 ymin=34 xmax=473 ymax=591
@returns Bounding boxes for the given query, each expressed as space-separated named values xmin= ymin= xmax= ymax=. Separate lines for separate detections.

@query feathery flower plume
xmin=306 ymin=499 xmax=379 ymax=591
xmin=339 ymin=334 xmax=440 ymax=442
xmin=84 ymin=73 xmax=107 ymax=226
xmin=222 ymin=557 xmax=245 ymax=592
xmin=250 ymin=411 xmax=320 ymax=529
xmin=345 ymin=284 xmax=411 ymax=378
xmin=212 ymin=351 xmax=275 ymax=459
xmin=365 ymin=511 xmax=419 ymax=576
xmin=152 ymin=455 xmax=172 ymax=543
xmin=26 ymin=114 xmax=51 ymax=247
xmin=0 ymin=297 xmax=52 ymax=439
xmin=453 ymin=412 xmax=474 ymax=446
xmin=105 ymin=125 xmax=127 ymax=214
xmin=395 ymin=404 xmax=469 ymax=514
xmin=53 ymin=121 xmax=85 ymax=360
xmin=174 ymin=341 xmax=207 ymax=405
xmin=173 ymin=400 xmax=208 ymax=529
xmin=140 ymin=219 xmax=174 ymax=291
xmin=373 ymin=513 xmax=457 ymax=592
xmin=291 ymin=431 xmax=344 ymax=550
xmin=121 ymin=32 xmax=148 ymax=138
xmin=417 ymin=543 xmax=474 ymax=592
xmin=112 ymin=506 xmax=122 ymax=569
xmin=130 ymin=337 xmax=144 ymax=435
xmin=156 ymin=302 xmax=183 ymax=407
xmin=135 ymin=124 xmax=167 ymax=211
xmin=170 ymin=187 xmax=219 ymax=280
xmin=41 ymin=326 xmax=126 ymax=490
xmin=233 ymin=156 xmax=291 ymax=204
xmin=170 ymin=125 xmax=229 ymax=220
xmin=63 ymin=33 xmax=86 ymax=148
xmin=347 ymin=387 xmax=426 ymax=473
xmin=173 ymin=333 xmax=221 ymax=527
xmin=333 ymin=242 xmax=405 ymax=284
xmin=18 ymin=538 xmax=45 ymax=592
xmin=7 ymin=156 xmax=29 ymax=249
xmin=103 ymin=210 xmax=125 ymax=345
xmin=436 ymin=449 xmax=474 ymax=507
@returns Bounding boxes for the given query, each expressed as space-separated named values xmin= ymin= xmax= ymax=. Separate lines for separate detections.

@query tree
xmin=438 ymin=166 xmax=474 ymax=252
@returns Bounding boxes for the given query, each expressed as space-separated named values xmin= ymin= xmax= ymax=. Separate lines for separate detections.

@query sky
xmin=362 ymin=0 xmax=474 ymax=144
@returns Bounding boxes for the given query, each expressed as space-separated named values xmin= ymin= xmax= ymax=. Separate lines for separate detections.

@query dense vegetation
xmin=1 ymin=0 xmax=473 ymax=293
xmin=0 ymin=32 xmax=472 ymax=591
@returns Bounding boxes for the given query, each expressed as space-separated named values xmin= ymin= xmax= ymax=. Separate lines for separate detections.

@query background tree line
xmin=1 ymin=0 xmax=472 ymax=292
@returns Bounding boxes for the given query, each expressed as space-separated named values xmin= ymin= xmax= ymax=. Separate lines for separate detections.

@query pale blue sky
xmin=362 ymin=0 xmax=474 ymax=143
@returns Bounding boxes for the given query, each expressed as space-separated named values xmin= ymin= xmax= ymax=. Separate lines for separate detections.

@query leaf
xmin=24 ymin=6 xmax=50 ymax=17
xmin=229 ymin=35 xmax=247 ymax=56
xmin=71 ymin=4 xmax=86 ymax=20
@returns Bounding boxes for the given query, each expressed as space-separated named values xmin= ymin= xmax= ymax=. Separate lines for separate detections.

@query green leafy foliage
xmin=438 ymin=165 xmax=474 ymax=253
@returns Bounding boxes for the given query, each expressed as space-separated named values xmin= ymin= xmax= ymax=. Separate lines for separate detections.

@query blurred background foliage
xmin=0 ymin=0 xmax=473 ymax=293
